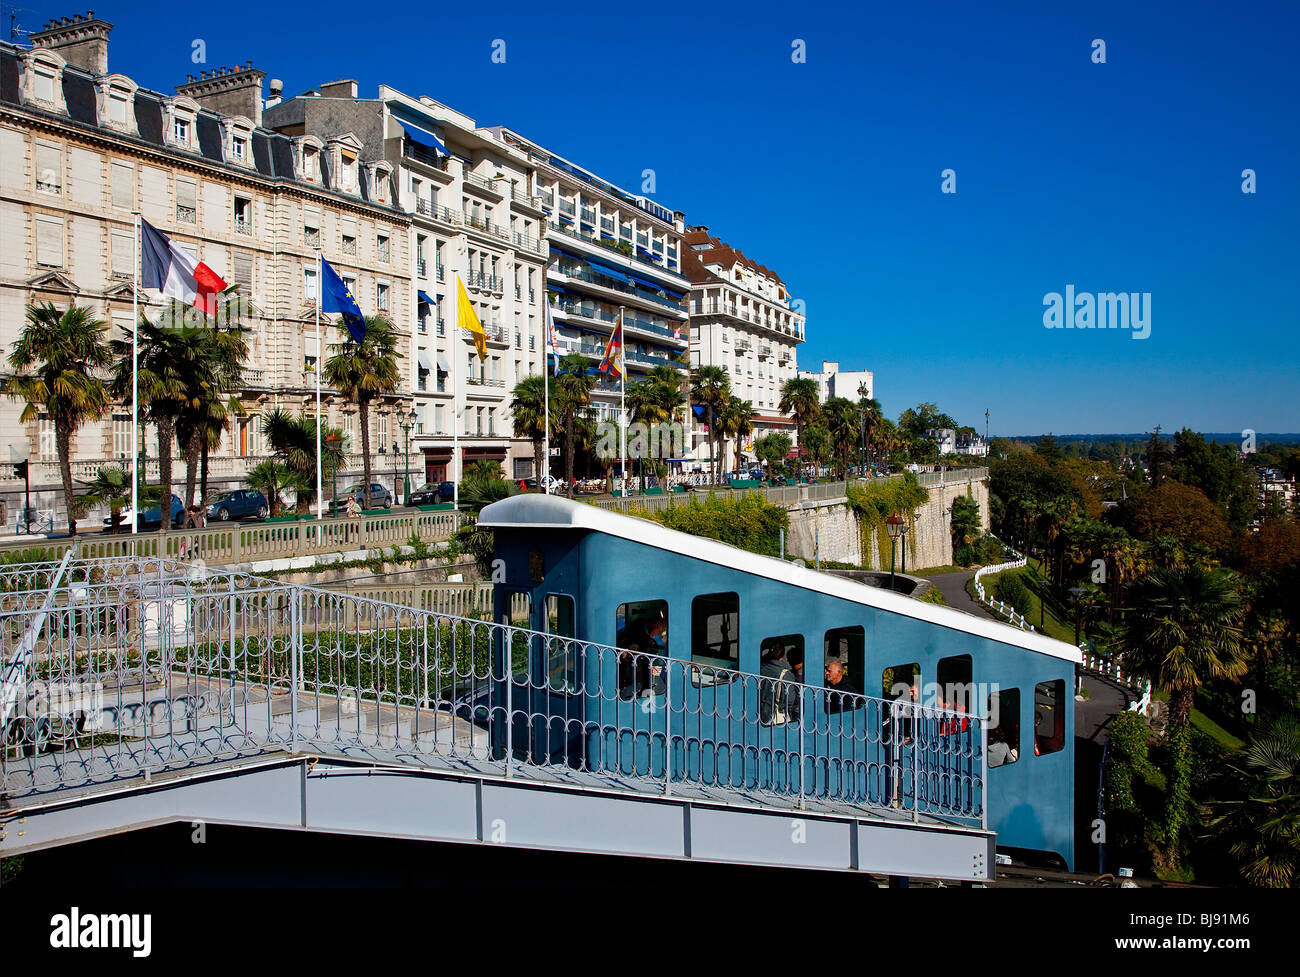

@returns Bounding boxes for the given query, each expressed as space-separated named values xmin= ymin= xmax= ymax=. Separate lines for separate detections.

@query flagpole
xmin=452 ymin=276 xmax=460 ymax=508
xmin=618 ymin=306 xmax=626 ymax=493
xmin=543 ymin=336 xmax=549 ymax=495
xmin=315 ymin=251 xmax=324 ymax=521
xmin=130 ymin=212 xmax=139 ymax=537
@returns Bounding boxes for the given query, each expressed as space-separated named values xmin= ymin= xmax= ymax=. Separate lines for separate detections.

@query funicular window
xmin=616 ymin=599 xmax=668 ymax=700
xmin=691 ymin=592 xmax=739 ymax=687
xmin=502 ymin=591 xmax=532 ymax=679
xmin=882 ymin=662 xmax=920 ymax=758
xmin=545 ymin=594 xmax=577 ymax=693
xmin=936 ymin=654 xmax=973 ymax=735
xmin=759 ymin=634 xmax=804 ymax=725
xmin=823 ymin=626 xmax=864 ymax=712
xmin=1034 ymin=680 xmax=1065 ymax=756
xmin=988 ymin=688 xmax=1020 ymax=767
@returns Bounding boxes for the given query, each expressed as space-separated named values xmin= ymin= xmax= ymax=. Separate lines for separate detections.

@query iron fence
xmin=0 ymin=556 xmax=985 ymax=827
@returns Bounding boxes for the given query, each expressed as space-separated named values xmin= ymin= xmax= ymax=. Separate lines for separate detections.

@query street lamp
xmin=399 ymin=407 xmax=417 ymax=505
xmin=325 ymin=431 xmax=342 ymax=516
xmin=900 ymin=521 xmax=911 ymax=574
xmin=886 ymin=511 xmax=905 ymax=591
xmin=1035 ymin=574 xmax=1050 ymax=632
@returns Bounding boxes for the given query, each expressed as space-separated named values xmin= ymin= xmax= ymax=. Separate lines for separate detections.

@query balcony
xmin=466 ymin=375 xmax=506 ymax=388
xmin=512 ymin=230 xmax=544 ymax=255
xmin=546 ymin=220 xmax=682 ymax=278
xmin=735 ymin=339 xmax=752 ymax=352
xmin=758 ymin=345 xmax=772 ymax=359
xmin=342 ymin=238 xmax=357 ymax=256
xmin=558 ymin=199 xmax=576 ymax=217
xmin=403 ymin=140 xmax=450 ymax=171
xmin=176 ymin=206 xmax=196 ymax=224
xmin=234 ymin=218 xmax=251 ymax=235
xmin=417 ymin=259 xmax=427 ymax=277
xmin=305 ymin=229 xmax=320 ymax=248
xmin=464 ymin=171 xmax=503 ymax=197
xmin=552 ymin=263 xmax=686 ymax=313
xmin=437 ymin=317 xmax=446 ymax=336
xmin=551 ymin=298 xmax=685 ymax=343
xmin=511 ymin=186 xmax=543 ymax=209
xmin=464 ymin=271 xmax=503 ymax=293
xmin=436 ymin=262 xmax=446 ymax=282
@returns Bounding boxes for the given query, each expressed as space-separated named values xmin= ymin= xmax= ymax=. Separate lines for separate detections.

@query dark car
xmin=408 ymin=481 xmax=455 ymax=505
xmin=138 ymin=494 xmax=185 ymax=529
xmin=206 ymin=489 xmax=269 ymax=522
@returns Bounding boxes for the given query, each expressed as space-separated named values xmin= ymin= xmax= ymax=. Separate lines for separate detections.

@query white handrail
xmin=0 ymin=542 xmax=78 ymax=728
xmin=971 ymin=538 xmax=1033 ymax=632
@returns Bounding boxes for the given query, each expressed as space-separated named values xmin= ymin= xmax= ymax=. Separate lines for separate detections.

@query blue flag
xmin=319 ymin=256 xmax=366 ymax=344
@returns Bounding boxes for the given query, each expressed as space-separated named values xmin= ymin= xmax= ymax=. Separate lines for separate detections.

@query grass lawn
xmin=911 ymin=564 xmax=974 ymax=578
xmin=1189 ymin=709 xmax=1246 ymax=750
xmin=967 ymin=561 xmax=1079 ymax=645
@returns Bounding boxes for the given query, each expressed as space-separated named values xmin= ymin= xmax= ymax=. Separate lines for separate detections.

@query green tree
xmin=555 ymin=354 xmax=596 ymax=494
xmin=802 ymin=423 xmax=831 ymax=470
xmin=779 ymin=377 xmax=821 ymax=464
xmin=1203 ymin=713 xmax=1300 ymax=888
xmin=950 ymin=494 xmax=982 ymax=550
xmin=260 ymin=409 xmax=347 ymax=513
xmin=717 ymin=396 xmax=755 ymax=472
xmin=109 ymin=316 xmax=195 ymax=535
xmin=244 ymin=460 xmax=301 ymax=517
xmin=177 ymin=322 xmax=247 ymax=507
xmin=510 ymin=373 xmax=554 ymax=486
xmin=3 ymin=303 xmax=112 ymax=535
xmin=690 ymin=365 xmax=731 ymax=481
xmin=323 ymin=315 xmax=402 ymax=510
xmin=75 ymin=464 xmax=132 ymax=532
xmin=822 ymin=397 xmax=860 ymax=479
xmin=754 ymin=432 xmax=792 ymax=475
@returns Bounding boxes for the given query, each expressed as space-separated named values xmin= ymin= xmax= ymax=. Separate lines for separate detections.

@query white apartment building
xmin=798 ymin=360 xmax=873 ymax=403
xmin=266 ymin=83 xmax=550 ymax=482
xmin=0 ymin=17 xmax=412 ymax=518
xmin=683 ymin=227 xmax=804 ymax=468
xmin=488 ymin=126 xmax=691 ymax=470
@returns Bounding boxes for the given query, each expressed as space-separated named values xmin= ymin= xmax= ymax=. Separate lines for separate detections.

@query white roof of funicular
xmin=478 ymin=495 xmax=1083 ymax=664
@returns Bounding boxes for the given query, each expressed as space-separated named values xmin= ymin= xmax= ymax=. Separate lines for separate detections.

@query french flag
xmin=139 ymin=217 xmax=227 ymax=315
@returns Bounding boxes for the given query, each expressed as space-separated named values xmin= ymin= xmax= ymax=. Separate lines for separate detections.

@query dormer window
xmin=106 ymin=90 xmax=129 ymax=125
xmin=173 ymin=118 xmax=190 ymax=144
xmin=33 ymin=68 xmax=56 ymax=103
xmin=340 ymin=149 xmax=358 ymax=193
xmin=302 ymin=147 xmax=318 ymax=181
xmin=232 ymin=137 xmax=247 ymax=160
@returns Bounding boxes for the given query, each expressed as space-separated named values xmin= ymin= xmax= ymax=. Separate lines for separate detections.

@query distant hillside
xmin=1002 ymin=432 xmax=1300 ymax=446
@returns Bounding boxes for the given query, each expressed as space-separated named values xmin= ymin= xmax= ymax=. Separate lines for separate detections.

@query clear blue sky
xmin=22 ymin=0 xmax=1298 ymax=435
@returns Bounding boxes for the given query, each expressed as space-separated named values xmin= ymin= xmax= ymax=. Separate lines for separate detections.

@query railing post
xmin=504 ymin=626 xmax=514 ymax=778
xmin=290 ymin=584 xmax=300 ymax=751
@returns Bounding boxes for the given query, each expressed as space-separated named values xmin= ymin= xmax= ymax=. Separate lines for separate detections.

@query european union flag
xmin=319 ymin=256 xmax=366 ymax=344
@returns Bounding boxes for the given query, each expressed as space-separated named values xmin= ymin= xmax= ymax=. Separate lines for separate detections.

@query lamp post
xmin=886 ymin=511 xmax=905 ymax=591
xmin=1036 ymin=574 xmax=1050 ymax=632
xmin=900 ymin=521 xmax=911 ymax=574
xmin=399 ymin=407 xmax=416 ymax=505
xmin=325 ymin=431 xmax=342 ymax=516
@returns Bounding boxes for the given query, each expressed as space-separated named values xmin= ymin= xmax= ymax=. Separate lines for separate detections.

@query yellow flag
xmin=456 ymin=276 xmax=487 ymax=360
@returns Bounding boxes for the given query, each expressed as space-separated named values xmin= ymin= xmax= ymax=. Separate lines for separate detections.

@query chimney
xmin=175 ymin=61 xmax=267 ymax=126
xmin=31 ymin=11 xmax=113 ymax=75
xmin=318 ymin=79 xmax=358 ymax=99
xmin=264 ymin=78 xmax=284 ymax=110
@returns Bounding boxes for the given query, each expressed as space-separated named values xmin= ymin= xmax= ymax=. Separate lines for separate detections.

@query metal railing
xmin=971 ymin=540 xmax=1035 ymax=632
xmin=0 ymin=510 xmax=462 ymax=566
xmin=0 ymin=555 xmax=985 ymax=827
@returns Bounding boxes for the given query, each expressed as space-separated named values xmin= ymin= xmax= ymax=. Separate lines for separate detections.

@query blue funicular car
xmin=479 ymin=494 xmax=1080 ymax=870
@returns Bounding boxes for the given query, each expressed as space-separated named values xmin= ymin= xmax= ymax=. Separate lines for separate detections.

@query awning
xmin=549 ymin=244 xmax=580 ymax=260
xmin=636 ymin=245 xmax=662 ymax=263
xmin=435 ymin=353 xmax=450 ymax=373
xmin=584 ymin=258 xmax=632 ymax=284
xmin=397 ymin=120 xmax=449 ymax=157
xmin=417 ymin=290 xmax=435 ymax=306
xmin=417 ymin=351 xmax=432 ymax=372
xmin=628 ymin=271 xmax=666 ymax=291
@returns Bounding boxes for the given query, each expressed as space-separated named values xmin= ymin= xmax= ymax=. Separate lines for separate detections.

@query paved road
xmin=925 ymin=570 xmax=1131 ymax=742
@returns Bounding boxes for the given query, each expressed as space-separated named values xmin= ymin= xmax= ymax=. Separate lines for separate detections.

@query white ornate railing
xmin=971 ymin=539 xmax=1035 ymax=632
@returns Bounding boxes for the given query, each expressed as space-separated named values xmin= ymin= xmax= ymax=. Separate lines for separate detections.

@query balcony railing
xmin=305 ymin=229 xmax=320 ymax=247
xmin=437 ymin=317 xmax=446 ymax=336
xmin=436 ymin=262 xmax=446 ymax=282
xmin=464 ymin=271 xmax=503 ymax=293
xmin=403 ymin=141 xmax=450 ymax=170
xmin=547 ymin=220 xmax=682 ymax=276
xmin=552 ymin=298 xmax=685 ymax=342
xmin=512 ymin=186 xmax=543 ymax=208
xmin=417 ymin=259 xmax=427 ymax=277
xmin=559 ymin=199 xmax=576 ymax=216
xmin=735 ymin=339 xmax=752 ymax=351
xmin=553 ymin=263 xmax=686 ymax=312
xmin=758 ymin=345 xmax=772 ymax=358
xmin=512 ymin=230 xmax=544 ymax=254
xmin=342 ymin=238 xmax=357 ymax=256
xmin=234 ymin=218 xmax=251 ymax=235
xmin=176 ymin=206 xmax=196 ymax=224
xmin=464 ymin=171 xmax=502 ymax=195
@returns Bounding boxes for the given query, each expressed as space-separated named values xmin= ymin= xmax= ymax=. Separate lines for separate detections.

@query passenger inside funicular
xmin=615 ymin=602 xmax=668 ymax=700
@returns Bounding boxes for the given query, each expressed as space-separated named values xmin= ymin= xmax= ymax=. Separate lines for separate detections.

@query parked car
xmin=408 ymin=481 xmax=455 ymax=505
xmin=206 ymin=489 xmax=269 ymax=521
xmin=340 ymin=483 xmax=393 ymax=509
xmin=113 ymin=494 xmax=184 ymax=530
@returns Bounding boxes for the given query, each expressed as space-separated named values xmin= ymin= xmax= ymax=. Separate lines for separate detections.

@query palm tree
xmin=75 ymin=464 xmax=132 ymax=532
xmin=779 ymin=377 xmax=821 ymax=463
xmin=323 ymin=315 xmax=402 ymax=510
xmin=859 ymin=395 xmax=883 ymax=468
xmin=690 ymin=365 xmax=730 ymax=482
xmin=822 ymin=397 xmax=860 ymax=479
xmin=646 ymin=364 xmax=686 ymax=422
xmin=1203 ymin=713 xmax=1300 ymax=888
xmin=1118 ymin=565 xmax=1248 ymax=728
xmin=510 ymin=374 xmax=553 ymax=486
xmin=802 ymin=423 xmax=831 ymax=472
xmin=244 ymin=459 xmax=301 ymax=518
xmin=260 ymin=409 xmax=348 ymax=513
xmin=717 ymin=396 xmax=755 ymax=473
xmin=3 ymin=303 xmax=112 ymax=535
xmin=555 ymin=354 xmax=596 ymax=495
xmin=110 ymin=316 xmax=194 ymax=535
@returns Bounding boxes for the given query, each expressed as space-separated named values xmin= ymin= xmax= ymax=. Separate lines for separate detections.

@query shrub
xmin=994 ymin=571 xmax=1032 ymax=616
xmin=954 ymin=544 xmax=976 ymax=566
xmin=636 ymin=492 xmax=788 ymax=557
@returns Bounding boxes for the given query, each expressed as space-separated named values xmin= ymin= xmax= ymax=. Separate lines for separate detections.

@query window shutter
xmin=36 ymin=218 xmax=63 ymax=265
xmin=233 ymin=252 xmax=252 ymax=288
xmin=111 ymin=161 xmax=134 ymax=208
xmin=110 ymin=229 xmax=133 ymax=274
xmin=35 ymin=143 xmax=61 ymax=189
xmin=176 ymin=178 xmax=197 ymax=210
